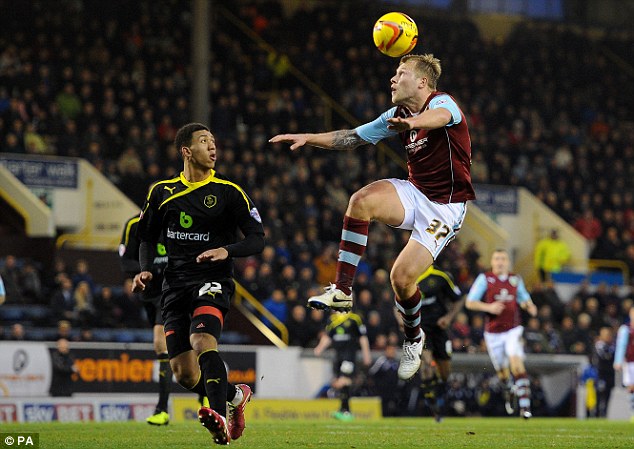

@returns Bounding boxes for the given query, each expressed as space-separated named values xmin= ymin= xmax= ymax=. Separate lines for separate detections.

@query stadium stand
xmin=0 ymin=1 xmax=632 ymax=369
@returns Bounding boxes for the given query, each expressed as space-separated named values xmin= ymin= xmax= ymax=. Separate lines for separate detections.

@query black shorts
xmin=333 ymin=358 xmax=357 ymax=378
xmin=421 ymin=323 xmax=451 ymax=361
xmin=162 ymin=278 xmax=235 ymax=358
xmin=142 ymin=294 xmax=163 ymax=327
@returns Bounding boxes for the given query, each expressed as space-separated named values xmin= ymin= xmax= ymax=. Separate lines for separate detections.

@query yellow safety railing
xmin=588 ymin=259 xmax=629 ymax=284
xmin=234 ymin=281 xmax=289 ymax=348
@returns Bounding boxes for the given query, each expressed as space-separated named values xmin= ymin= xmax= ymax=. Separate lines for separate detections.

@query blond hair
xmin=400 ymin=53 xmax=442 ymax=90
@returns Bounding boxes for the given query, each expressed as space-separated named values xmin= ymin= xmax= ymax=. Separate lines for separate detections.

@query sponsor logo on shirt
xmin=166 ymin=228 xmax=210 ymax=241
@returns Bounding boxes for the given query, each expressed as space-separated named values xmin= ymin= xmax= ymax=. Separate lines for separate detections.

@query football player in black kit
xmin=120 ymin=215 xmax=172 ymax=425
xmin=314 ymin=311 xmax=372 ymax=421
xmin=416 ymin=265 xmax=464 ymax=421
xmin=133 ymin=123 xmax=264 ymax=445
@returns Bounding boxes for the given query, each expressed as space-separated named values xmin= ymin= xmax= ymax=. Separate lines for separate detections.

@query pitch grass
xmin=2 ymin=418 xmax=633 ymax=449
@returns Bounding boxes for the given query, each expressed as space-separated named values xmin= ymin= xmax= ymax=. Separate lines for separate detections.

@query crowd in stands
xmin=0 ymin=1 xmax=633 ymax=412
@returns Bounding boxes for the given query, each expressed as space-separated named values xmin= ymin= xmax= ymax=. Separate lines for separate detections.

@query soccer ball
xmin=372 ymin=12 xmax=418 ymax=58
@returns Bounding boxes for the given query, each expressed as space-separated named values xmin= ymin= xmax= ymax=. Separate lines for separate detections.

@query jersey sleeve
xmin=354 ymin=107 xmax=399 ymax=145
xmin=466 ymin=273 xmax=488 ymax=302
xmin=223 ymin=185 xmax=265 ymax=258
xmin=429 ymin=94 xmax=462 ymax=127
xmin=137 ymin=184 xmax=163 ymax=244
xmin=0 ymin=274 xmax=5 ymax=297
xmin=516 ymin=277 xmax=531 ymax=303
xmin=440 ymin=271 xmax=462 ymax=302
xmin=614 ymin=325 xmax=629 ymax=365
xmin=119 ymin=217 xmax=141 ymax=276
xmin=352 ymin=314 xmax=367 ymax=337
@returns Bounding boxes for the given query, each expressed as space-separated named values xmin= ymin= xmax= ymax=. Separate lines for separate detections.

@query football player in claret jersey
xmin=466 ymin=249 xmax=537 ymax=419
xmin=314 ymin=311 xmax=372 ymax=421
xmin=133 ymin=123 xmax=264 ymax=445
xmin=120 ymin=215 xmax=171 ymax=425
xmin=614 ymin=306 xmax=634 ymax=422
xmin=415 ymin=265 xmax=464 ymax=421
xmin=270 ymin=54 xmax=474 ymax=381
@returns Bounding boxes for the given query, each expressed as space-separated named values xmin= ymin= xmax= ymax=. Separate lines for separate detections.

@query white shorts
xmin=387 ymin=178 xmax=468 ymax=259
xmin=483 ymin=326 xmax=525 ymax=372
xmin=623 ymin=362 xmax=634 ymax=387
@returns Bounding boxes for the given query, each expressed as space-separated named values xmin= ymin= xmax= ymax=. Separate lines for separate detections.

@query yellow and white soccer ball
xmin=372 ymin=12 xmax=418 ymax=58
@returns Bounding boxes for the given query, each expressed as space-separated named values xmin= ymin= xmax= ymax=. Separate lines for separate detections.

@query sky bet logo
xmin=1 ymin=433 xmax=39 ymax=448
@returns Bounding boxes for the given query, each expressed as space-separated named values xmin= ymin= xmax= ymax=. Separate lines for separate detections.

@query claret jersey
xmin=137 ymin=170 xmax=264 ymax=287
xmin=355 ymin=91 xmax=475 ymax=204
xmin=467 ymin=271 xmax=531 ymax=333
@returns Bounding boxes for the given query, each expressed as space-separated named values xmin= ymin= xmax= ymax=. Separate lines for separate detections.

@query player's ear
xmin=180 ymin=146 xmax=191 ymax=159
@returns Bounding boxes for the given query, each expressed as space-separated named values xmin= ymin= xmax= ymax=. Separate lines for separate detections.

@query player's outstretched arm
xmin=269 ymin=130 xmax=366 ymax=151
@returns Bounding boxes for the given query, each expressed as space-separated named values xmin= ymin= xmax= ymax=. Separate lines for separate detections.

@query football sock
xmin=156 ymin=353 xmax=171 ymax=413
xmin=228 ymin=383 xmax=243 ymax=406
xmin=435 ymin=380 xmax=447 ymax=409
xmin=335 ymin=216 xmax=369 ymax=295
xmin=395 ymin=289 xmax=423 ymax=341
xmin=198 ymin=350 xmax=228 ymax=417
xmin=188 ymin=372 xmax=207 ymax=397
xmin=515 ymin=374 xmax=531 ymax=410
xmin=630 ymin=392 xmax=634 ymax=412
xmin=340 ymin=385 xmax=351 ymax=413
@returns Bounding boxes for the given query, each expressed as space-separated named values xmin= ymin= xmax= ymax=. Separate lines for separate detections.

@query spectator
xmin=73 ymin=281 xmax=95 ymax=326
xmin=313 ymin=243 xmax=337 ymax=286
xmin=534 ymin=229 xmax=571 ymax=282
xmin=93 ymin=286 xmax=122 ymax=328
xmin=523 ymin=317 xmax=551 ymax=354
xmin=55 ymin=320 xmax=73 ymax=341
xmin=1 ymin=255 xmax=23 ymax=304
xmin=286 ymin=304 xmax=311 ymax=347
xmin=573 ymin=209 xmax=602 ymax=247
xmin=50 ymin=275 xmax=76 ymax=323
xmin=70 ymin=259 xmax=95 ymax=292
xmin=20 ymin=261 xmax=42 ymax=304
xmin=8 ymin=323 xmax=26 ymax=340
xmin=261 ymin=288 xmax=288 ymax=330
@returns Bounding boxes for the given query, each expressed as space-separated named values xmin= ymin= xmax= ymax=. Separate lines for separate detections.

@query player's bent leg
xmin=392 ymin=241 xmax=432 ymax=380
xmin=227 ymin=383 xmax=252 ymax=440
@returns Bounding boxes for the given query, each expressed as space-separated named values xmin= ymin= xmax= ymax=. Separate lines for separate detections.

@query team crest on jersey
xmin=250 ymin=207 xmax=262 ymax=223
xmin=204 ymin=194 xmax=217 ymax=208
xmin=509 ymin=276 xmax=518 ymax=287
xmin=118 ymin=244 xmax=126 ymax=257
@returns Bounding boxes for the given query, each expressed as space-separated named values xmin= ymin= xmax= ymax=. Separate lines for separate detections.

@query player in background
xmin=0 ymin=273 xmax=5 ymax=304
xmin=133 ymin=123 xmax=264 ymax=445
xmin=314 ymin=311 xmax=372 ymax=421
xmin=614 ymin=305 xmax=634 ymax=422
xmin=415 ymin=265 xmax=464 ymax=421
xmin=120 ymin=215 xmax=171 ymax=425
xmin=270 ymin=54 xmax=474 ymax=381
xmin=465 ymin=249 xmax=537 ymax=419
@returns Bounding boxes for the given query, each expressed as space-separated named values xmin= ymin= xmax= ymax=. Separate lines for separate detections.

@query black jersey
xmin=416 ymin=267 xmax=462 ymax=326
xmin=119 ymin=216 xmax=167 ymax=299
xmin=326 ymin=312 xmax=367 ymax=362
xmin=137 ymin=171 xmax=265 ymax=287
